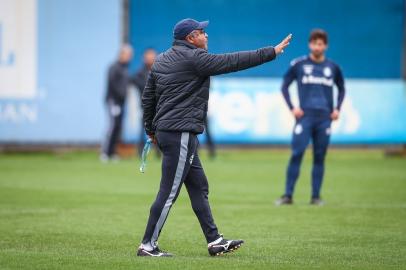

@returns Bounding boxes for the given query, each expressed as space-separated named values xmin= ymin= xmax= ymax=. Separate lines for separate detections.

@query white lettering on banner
xmin=0 ymin=103 xmax=37 ymax=123
xmin=253 ymin=92 xmax=294 ymax=136
xmin=209 ymin=90 xmax=361 ymax=136
xmin=215 ymin=92 xmax=255 ymax=133
xmin=0 ymin=0 xmax=38 ymax=98
xmin=209 ymin=91 xmax=294 ymax=136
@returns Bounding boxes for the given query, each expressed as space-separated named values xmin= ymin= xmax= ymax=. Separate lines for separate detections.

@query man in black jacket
xmin=137 ymin=18 xmax=292 ymax=257
xmin=101 ymin=44 xmax=133 ymax=161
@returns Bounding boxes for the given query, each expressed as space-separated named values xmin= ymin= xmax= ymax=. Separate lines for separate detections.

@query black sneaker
xmin=137 ymin=246 xmax=173 ymax=257
xmin=275 ymin=195 xmax=293 ymax=205
xmin=310 ymin=197 xmax=325 ymax=206
xmin=208 ymin=237 xmax=244 ymax=256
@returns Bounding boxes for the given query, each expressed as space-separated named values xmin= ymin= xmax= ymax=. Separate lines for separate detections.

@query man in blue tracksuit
xmin=276 ymin=29 xmax=345 ymax=205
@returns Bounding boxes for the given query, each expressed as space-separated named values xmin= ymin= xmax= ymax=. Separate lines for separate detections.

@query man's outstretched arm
xmin=194 ymin=34 xmax=292 ymax=77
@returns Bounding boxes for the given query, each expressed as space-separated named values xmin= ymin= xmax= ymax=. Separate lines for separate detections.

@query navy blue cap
xmin=173 ymin=18 xmax=209 ymax=40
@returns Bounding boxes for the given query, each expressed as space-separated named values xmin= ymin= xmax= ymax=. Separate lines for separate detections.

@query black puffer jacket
xmin=142 ymin=40 xmax=276 ymax=135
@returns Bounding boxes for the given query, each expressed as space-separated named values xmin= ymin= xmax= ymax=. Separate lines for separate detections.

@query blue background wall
xmin=207 ymin=79 xmax=406 ymax=144
xmin=130 ymin=0 xmax=404 ymax=78
xmin=0 ymin=0 xmax=405 ymax=144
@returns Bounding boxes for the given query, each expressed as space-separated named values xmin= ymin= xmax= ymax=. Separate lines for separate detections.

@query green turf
xmin=0 ymin=148 xmax=405 ymax=269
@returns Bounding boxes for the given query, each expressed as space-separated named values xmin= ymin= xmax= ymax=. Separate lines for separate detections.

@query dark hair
xmin=144 ymin=47 xmax=156 ymax=53
xmin=309 ymin=29 xmax=328 ymax=44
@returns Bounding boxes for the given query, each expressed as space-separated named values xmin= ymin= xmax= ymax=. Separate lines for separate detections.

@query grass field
xmin=0 ymin=148 xmax=405 ymax=269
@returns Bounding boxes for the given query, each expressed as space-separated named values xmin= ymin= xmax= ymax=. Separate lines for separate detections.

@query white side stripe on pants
xmin=150 ymin=132 xmax=189 ymax=247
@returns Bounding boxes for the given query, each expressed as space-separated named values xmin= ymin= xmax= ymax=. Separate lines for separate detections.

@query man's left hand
xmin=275 ymin=34 xmax=292 ymax=55
xmin=148 ymin=134 xmax=157 ymax=144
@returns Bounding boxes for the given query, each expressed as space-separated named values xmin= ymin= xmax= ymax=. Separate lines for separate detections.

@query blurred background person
xmin=131 ymin=48 xmax=158 ymax=157
xmin=100 ymin=44 xmax=133 ymax=162
xmin=276 ymin=29 xmax=345 ymax=206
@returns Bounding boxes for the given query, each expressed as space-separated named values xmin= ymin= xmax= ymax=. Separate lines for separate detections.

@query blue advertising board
xmin=204 ymin=79 xmax=406 ymax=144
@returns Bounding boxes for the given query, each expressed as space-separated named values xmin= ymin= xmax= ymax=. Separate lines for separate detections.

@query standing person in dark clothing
xmin=275 ymin=29 xmax=346 ymax=206
xmin=100 ymin=44 xmax=133 ymax=162
xmin=136 ymin=18 xmax=292 ymax=257
xmin=131 ymin=48 xmax=157 ymax=157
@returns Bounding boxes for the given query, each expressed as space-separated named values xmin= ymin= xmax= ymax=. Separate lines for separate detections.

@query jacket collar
xmin=172 ymin=39 xmax=198 ymax=49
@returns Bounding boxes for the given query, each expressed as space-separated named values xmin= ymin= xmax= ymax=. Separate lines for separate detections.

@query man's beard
xmin=312 ymin=51 xmax=323 ymax=59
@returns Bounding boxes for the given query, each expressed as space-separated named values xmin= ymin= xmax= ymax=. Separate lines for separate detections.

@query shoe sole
xmin=212 ymin=242 xmax=244 ymax=256
xmin=137 ymin=249 xmax=173 ymax=257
